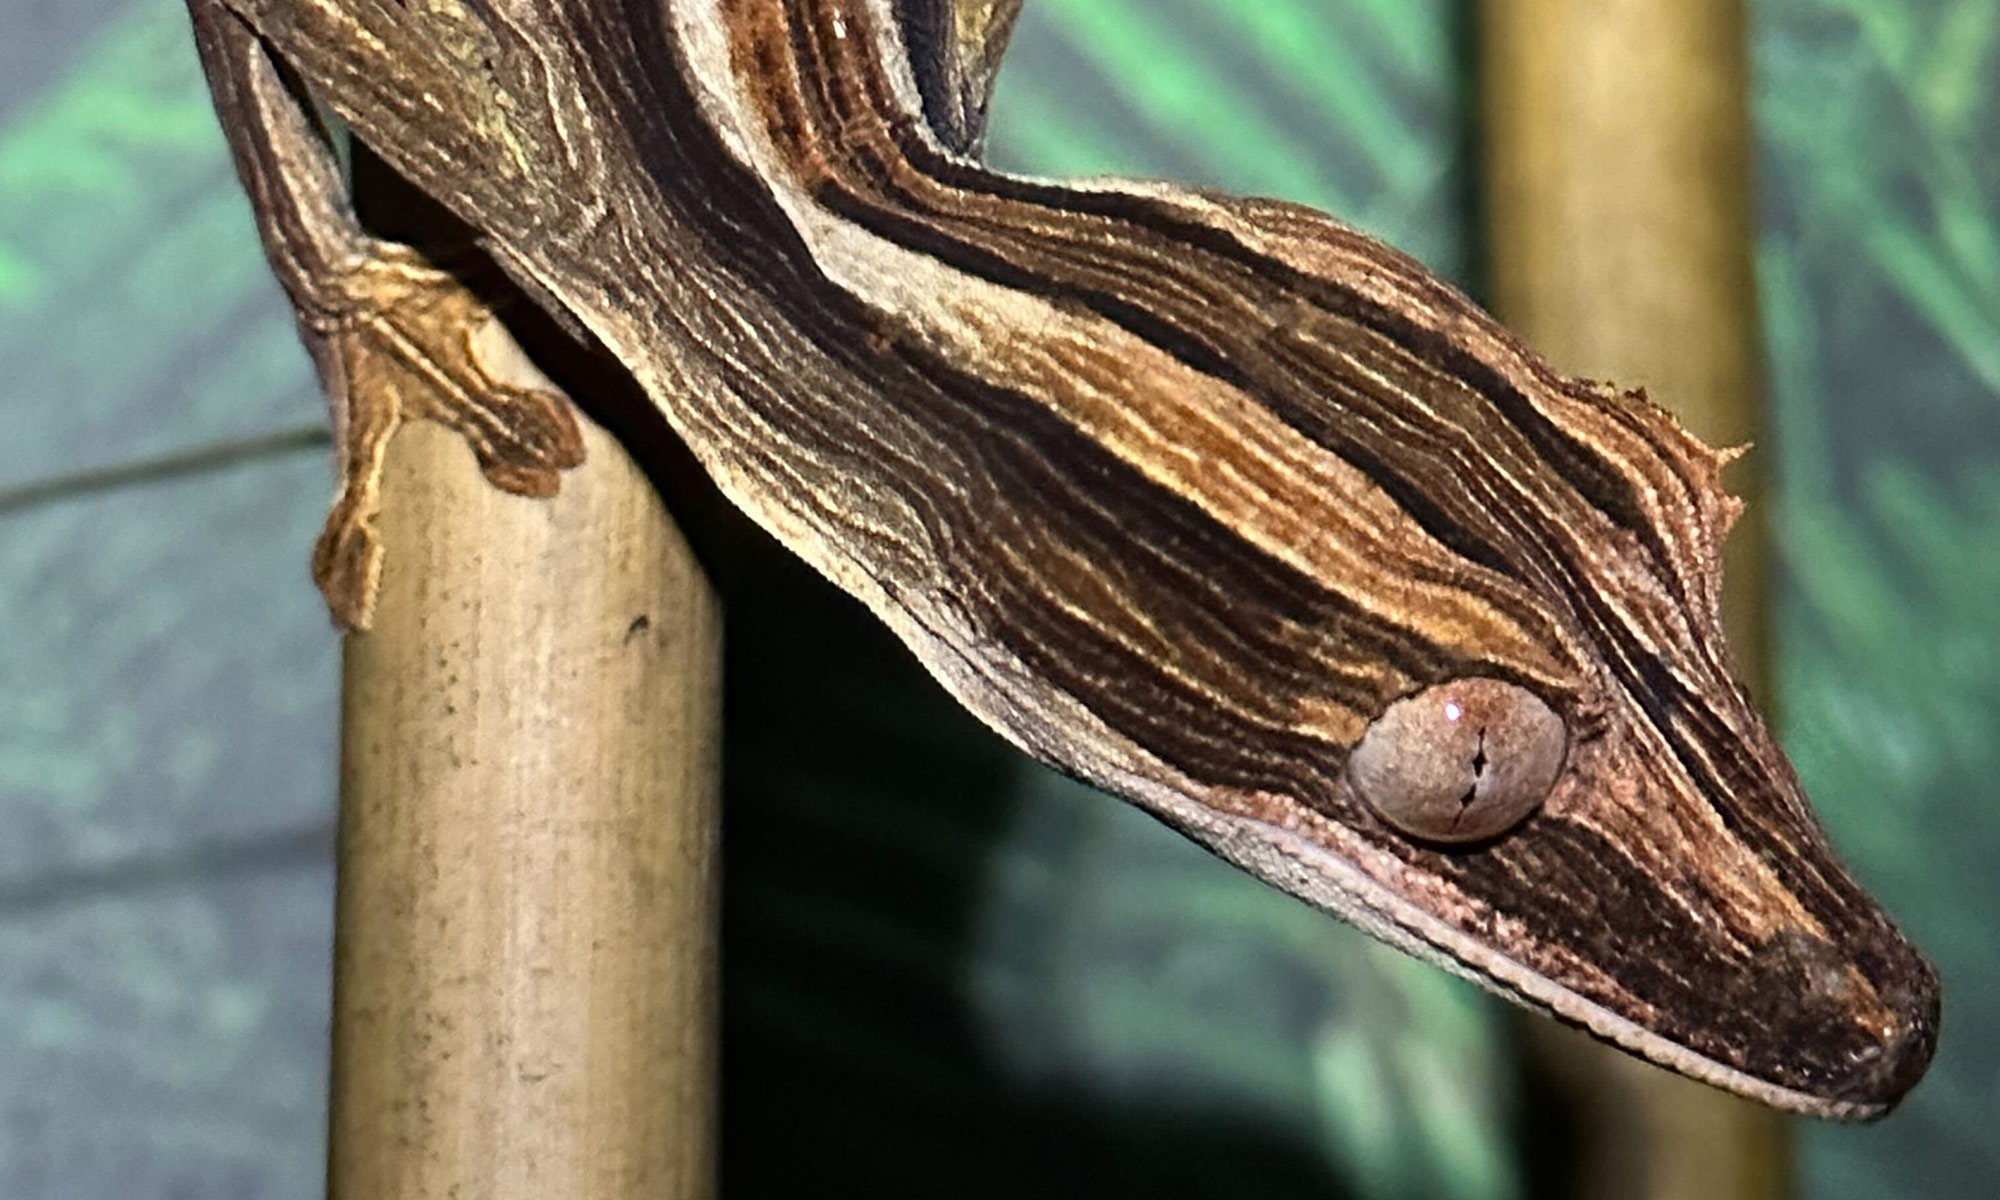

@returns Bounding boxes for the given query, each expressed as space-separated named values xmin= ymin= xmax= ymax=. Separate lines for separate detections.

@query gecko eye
xmin=1346 ymin=678 xmax=1567 ymax=844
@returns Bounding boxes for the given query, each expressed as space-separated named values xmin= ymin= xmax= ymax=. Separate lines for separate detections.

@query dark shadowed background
xmin=0 ymin=1 xmax=1993 ymax=1197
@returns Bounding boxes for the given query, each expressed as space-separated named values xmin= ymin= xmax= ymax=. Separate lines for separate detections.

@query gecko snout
xmin=1831 ymin=933 xmax=1940 ymax=1111
xmin=1741 ymin=923 xmax=1940 ymax=1114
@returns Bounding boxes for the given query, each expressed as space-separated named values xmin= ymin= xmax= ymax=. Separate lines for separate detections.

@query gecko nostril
xmin=1834 ymin=975 xmax=1940 ymax=1107
xmin=1739 ymin=925 xmax=1941 ymax=1109
xmin=1839 ymin=937 xmax=1942 ymax=1107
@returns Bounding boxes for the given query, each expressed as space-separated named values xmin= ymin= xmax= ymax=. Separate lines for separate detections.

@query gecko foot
xmin=301 ymin=244 xmax=586 ymax=630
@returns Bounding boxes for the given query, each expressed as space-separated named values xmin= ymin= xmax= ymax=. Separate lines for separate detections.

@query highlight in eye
xmin=1346 ymin=678 xmax=1568 ymax=844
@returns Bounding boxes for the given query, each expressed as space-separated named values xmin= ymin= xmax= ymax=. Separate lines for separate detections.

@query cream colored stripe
xmin=670 ymin=0 xmax=1572 ymax=685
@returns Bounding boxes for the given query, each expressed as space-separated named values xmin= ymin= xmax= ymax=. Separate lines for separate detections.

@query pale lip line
xmin=1117 ymin=771 xmax=1885 ymax=1123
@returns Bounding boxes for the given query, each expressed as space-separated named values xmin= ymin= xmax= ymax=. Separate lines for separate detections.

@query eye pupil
xmin=1346 ymin=679 xmax=1568 ymax=845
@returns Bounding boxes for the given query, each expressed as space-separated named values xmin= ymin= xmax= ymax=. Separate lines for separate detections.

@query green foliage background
xmin=0 ymin=1 xmax=1991 ymax=1197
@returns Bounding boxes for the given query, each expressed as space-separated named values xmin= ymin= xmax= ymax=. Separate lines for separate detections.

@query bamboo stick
xmin=1478 ymin=2 xmax=1790 ymax=1197
xmin=328 ymin=377 xmax=721 ymax=1196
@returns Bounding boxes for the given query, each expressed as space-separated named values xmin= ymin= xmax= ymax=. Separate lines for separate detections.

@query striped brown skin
xmin=196 ymin=0 xmax=1936 ymax=1116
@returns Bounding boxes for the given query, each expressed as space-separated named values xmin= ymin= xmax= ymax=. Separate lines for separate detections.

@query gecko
xmin=185 ymin=0 xmax=1937 ymax=1119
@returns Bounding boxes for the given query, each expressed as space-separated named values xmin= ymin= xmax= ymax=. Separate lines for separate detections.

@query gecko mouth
xmin=1504 ymin=916 xmax=1937 ymax=1118
xmin=1136 ymin=763 xmax=1940 ymax=1121
xmin=1280 ymin=816 xmax=1933 ymax=1118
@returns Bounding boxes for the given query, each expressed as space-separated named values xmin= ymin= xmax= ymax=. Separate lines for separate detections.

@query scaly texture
xmin=189 ymin=0 xmax=1937 ymax=1118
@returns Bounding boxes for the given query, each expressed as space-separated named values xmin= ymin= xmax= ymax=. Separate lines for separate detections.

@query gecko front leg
xmin=187 ymin=0 xmax=585 ymax=630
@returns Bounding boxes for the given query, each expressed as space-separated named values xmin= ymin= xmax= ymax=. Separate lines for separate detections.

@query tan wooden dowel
xmin=1480 ymin=1 xmax=1790 ymax=1197
xmin=330 ymin=397 xmax=721 ymax=1197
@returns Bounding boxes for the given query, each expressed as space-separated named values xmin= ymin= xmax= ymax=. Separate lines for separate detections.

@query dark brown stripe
xmin=589 ymin=0 xmax=1476 ymax=790
xmin=777 ymin=0 xmax=1692 ymax=631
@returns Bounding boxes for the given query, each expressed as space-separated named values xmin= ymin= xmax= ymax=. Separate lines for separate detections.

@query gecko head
xmin=1118 ymin=356 xmax=1948 ymax=1120
xmin=1347 ymin=665 xmax=1944 ymax=1120
xmin=1439 ymin=671 xmax=1942 ymax=1119
xmin=1293 ymin=380 xmax=1942 ymax=1120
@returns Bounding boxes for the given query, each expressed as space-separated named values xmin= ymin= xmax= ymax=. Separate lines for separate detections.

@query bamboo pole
xmin=327 ymin=350 xmax=721 ymax=1196
xmin=1479 ymin=2 xmax=1789 ymax=1198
